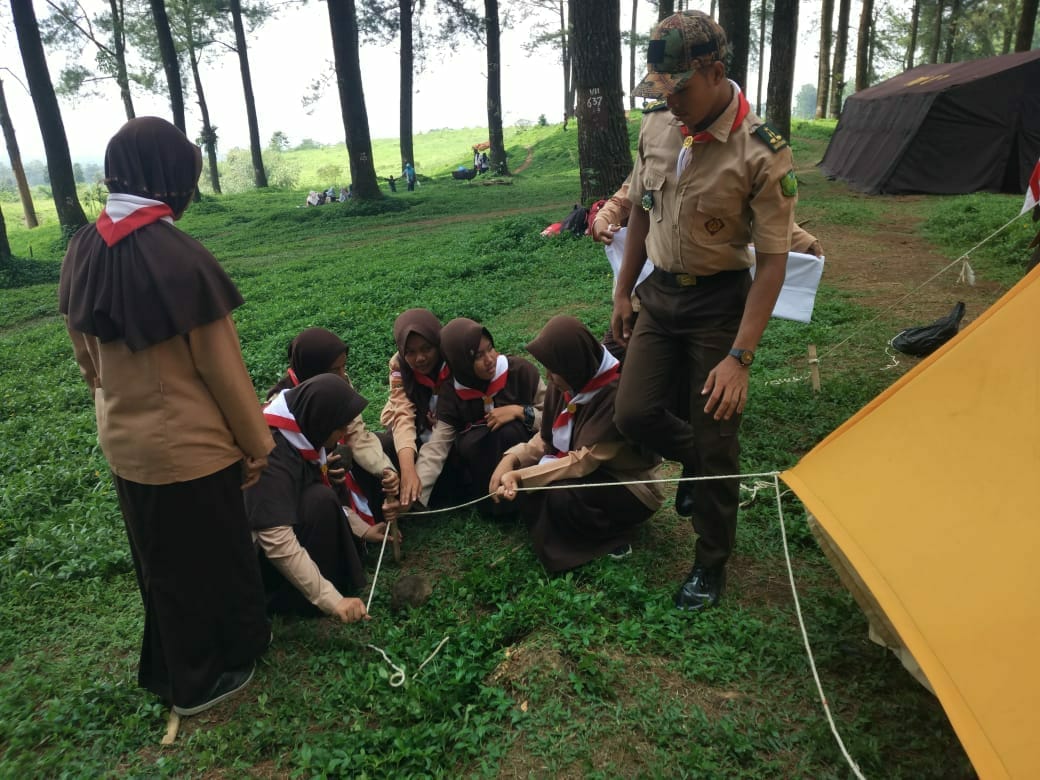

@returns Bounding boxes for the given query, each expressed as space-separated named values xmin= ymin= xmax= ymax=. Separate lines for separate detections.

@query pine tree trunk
xmin=186 ymin=38 xmax=221 ymax=194
xmin=658 ymin=0 xmax=674 ymax=20
xmin=828 ymin=0 xmax=851 ymax=118
xmin=11 ymin=0 xmax=88 ymax=236
xmin=929 ymin=0 xmax=944 ymax=64
xmin=0 ymin=201 xmax=11 ymax=261
xmin=485 ymin=0 xmax=509 ymax=175
xmin=718 ymin=0 xmax=751 ymax=91
xmin=229 ymin=0 xmax=268 ymax=188
xmin=815 ymin=0 xmax=833 ymax=118
xmin=906 ymin=0 xmax=920 ymax=68
xmin=756 ymin=0 xmax=765 ymax=115
xmin=571 ymin=0 xmax=631 ymax=202
xmin=629 ymin=0 xmax=638 ymax=110
xmin=399 ymin=0 xmax=415 ymax=173
xmin=559 ymin=1 xmax=572 ymax=125
xmin=766 ymin=0 xmax=798 ymax=139
xmin=148 ymin=0 xmax=186 ymax=132
xmin=0 ymin=78 xmax=39 ymax=229
xmin=1015 ymin=0 xmax=1037 ymax=51
xmin=327 ymin=0 xmax=382 ymax=198
xmin=943 ymin=0 xmax=960 ymax=62
xmin=854 ymin=0 xmax=874 ymax=90
xmin=109 ymin=0 xmax=135 ymax=120
xmin=1002 ymin=0 xmax=1018 ymax=54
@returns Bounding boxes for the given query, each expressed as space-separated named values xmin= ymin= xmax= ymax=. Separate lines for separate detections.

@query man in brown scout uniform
xmin=611 ymin=11 xmax=797 ymax=611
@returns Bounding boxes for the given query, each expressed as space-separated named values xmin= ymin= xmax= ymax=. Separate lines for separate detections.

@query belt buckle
xmin=676 ymin=273 xmax=698 ymax=287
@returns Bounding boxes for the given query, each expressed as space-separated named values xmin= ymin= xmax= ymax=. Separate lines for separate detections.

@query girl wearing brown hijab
xmin=245 ymin=375 xmax=373 ymax=623
xmin=265 ymin=328 xmax=400 ymax=543
xmin=58 ymin=117 xmax=272 ymax=716
xmin=490 ymin=316 xmax=664 ymax=572
xmin=379 ymin=309 xmax=464 ymax=508
xmin=415 ymin=318 xmax=545 ymax=512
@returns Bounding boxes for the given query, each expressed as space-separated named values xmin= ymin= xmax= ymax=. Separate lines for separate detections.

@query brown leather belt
xmin=652 ymin=267 xmax=748 ymax=288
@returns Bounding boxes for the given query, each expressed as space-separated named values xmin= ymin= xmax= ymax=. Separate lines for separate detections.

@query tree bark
xmin=718 ymin=0 xmax=751 ymax=91
xmin=228 ymin=0 xmax=267 ymax=187
xmin=327 ymin=0 xmax=381 ymax=198
xmin=828 ymin=0 xmax=851 ymax=118
xmin=943 ymin=0 xmax=960 ymax=63
xmin=766 ymin=0 xmax=798 ymax=139
xmin=559 ymin=0 xmax=573 ymax=125
xmin=658 ymin=0 xmax=674 ymax=21
xmin=854 ymin=0 xmax=873 ymax=90
xmin=11 ymin=0 xmax=88 ymax=236
xmin=570 ymin=0 xmax=631 ymax=202
xmin=484 ymin=0 xmax=509 ymax=175
xmin=148 ymin=0 xmax=186 ymax=132
xmin=1015 ymin=0 xmax=1038 ymax=51
xmin=0 ymin=200 xmax=11 ymax=261
xmin=109 ymin=0 xmax=135 ymax=119
xmin=1002 ymin=0 xmax=1018 ymax=54
xmin=906 ymin=0 xmax=920 ymax=68
xmin=399 ymin=0 xmax=415 ymax=172
xmin=0 ymin=78 xmax=39 ymax=229
xmin=815 ymin=0 xmax=833 ymax=118
xmin=756 ymin=0 xmax=765 ymax=115
xmin=183 ymin=14 xmax=220 ymax=194
xmin=928 ymin=0 xmax=944 ymax=64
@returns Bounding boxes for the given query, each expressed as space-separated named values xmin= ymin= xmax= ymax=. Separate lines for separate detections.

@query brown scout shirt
xmin=628 ymin=83 xmax=796 ymax=275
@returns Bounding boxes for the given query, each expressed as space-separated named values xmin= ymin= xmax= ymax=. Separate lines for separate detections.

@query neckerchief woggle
xmin=454 ymin=354 xmax=509 ymax=415
xmin=95 ymin=192 xmax=175 ymax=248
xmin=677 ymin=82 xmax=750 ymax=176
xmin=263 ymin=389 xmax=330 ymax=485
xmin=539 ymin=349 xmax=621 ymax=465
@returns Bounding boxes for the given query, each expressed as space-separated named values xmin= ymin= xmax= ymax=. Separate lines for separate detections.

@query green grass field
xmin=1 ymin=116 xmax=1029 ymax=777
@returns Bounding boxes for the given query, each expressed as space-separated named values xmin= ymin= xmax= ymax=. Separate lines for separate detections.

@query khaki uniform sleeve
xmin=64 ymin=320 xmax=100 ymax=393
xmin=379 ymin=354 xmax=419 ymax=456
xmin=790 ymin=223 xmax=821 ymax=255
xmin=514 ymin=442 xmax=625 ymax=487
xmin=189 ymin=315 xmax=275 ymax=460
xmin=530 ymin=378 xmax=546 ymax=430
xmin=346 ymin=416 xmax=394 ymax=475
xmin=255 ymin=526 xmax=343 ymax=615
xmin=415 ymin=419 xmax=456 ymax=507
xmin=594 ymin=178 xmax=632 ymax=229
xmin=749 ymin=146 xmax=797 ymax=255
xmin=504 ymin=432 xmax=548 ymax=468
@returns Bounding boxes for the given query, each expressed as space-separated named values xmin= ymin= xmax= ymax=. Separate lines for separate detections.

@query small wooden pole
xmin=808 ymin=344 xmax=821 ymax=392
xmin=390 ymin=517 xmax=402 ymax=563
xmin=160 ymin=710 xmax=181 ymax=746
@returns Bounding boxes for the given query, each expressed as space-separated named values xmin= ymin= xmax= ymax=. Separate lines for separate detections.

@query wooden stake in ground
xmin=808 ymin=344 xmax=821 ymax=392
xmin=390 ymin=516 xmax=401 ymax=563
xmin=160 ymin=710 xmax=180 ymax=746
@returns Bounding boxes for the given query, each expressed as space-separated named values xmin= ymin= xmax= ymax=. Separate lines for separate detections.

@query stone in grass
xmin=391 ymin=574 xmax=433 ymax=612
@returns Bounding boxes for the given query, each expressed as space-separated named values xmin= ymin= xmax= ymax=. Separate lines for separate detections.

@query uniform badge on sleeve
xmin=641 ymin=192 xmax=654 ymax=211
xmin=780 ymin=170 xmax=799 ymax=198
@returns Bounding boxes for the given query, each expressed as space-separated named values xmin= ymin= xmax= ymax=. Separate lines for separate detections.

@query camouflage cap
xmin=633 ymin=11 xmax=729 ymax=99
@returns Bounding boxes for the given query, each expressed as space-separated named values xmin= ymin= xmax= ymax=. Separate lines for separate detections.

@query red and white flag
xmin=1023 ymin=157 xmax=1040 ymax=216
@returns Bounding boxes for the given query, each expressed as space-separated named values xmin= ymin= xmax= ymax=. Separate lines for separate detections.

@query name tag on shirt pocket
xmin=694 ymin=196 xmax=742 ymax=245
xmin=641 ymin=173 xmax=665 ymax=223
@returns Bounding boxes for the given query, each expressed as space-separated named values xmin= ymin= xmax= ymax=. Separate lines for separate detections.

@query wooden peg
xmin=160 ymin=709 xmax=181 ymax=746
xmin=808 ymin=344 xmax=821 ymax=392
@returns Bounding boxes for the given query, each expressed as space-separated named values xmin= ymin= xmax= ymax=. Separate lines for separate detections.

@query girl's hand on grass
xmin=332 ymin=597 xmax=370 ymax=623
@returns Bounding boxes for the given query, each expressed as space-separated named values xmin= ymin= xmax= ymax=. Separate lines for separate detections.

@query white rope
xmin=772 ymin=474 xmax=867 ymax=780
xmin=366 ymin=637 xmax=451 ymax=688
xmin=365 ymin=518 xmax=393 ymax=612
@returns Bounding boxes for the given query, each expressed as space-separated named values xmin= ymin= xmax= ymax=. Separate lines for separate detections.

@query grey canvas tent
xmin=819 ymin=49 xmax=1040 ymax=195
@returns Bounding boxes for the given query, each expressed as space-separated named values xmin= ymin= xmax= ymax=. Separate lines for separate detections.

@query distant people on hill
xmin=404 ymin=162 xmax=417 ymax=191
xmin=479 ymin=152 xmax=490 ymax=173
xmin=387 ymin=175 xmax=397 ymax=193
xmin=339 ymin=186 xmax=349 ymax=203
xmin=325 ymin=186 xmax=338 ymax=202
xmin=306 ymin=190 xmax=320 ymax=207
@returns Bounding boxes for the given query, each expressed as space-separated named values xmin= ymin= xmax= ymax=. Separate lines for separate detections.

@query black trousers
xmin=614 ymin=270 xmax=748 ymax=568
xmin=114 ymin=462 xmax=270 ymax=707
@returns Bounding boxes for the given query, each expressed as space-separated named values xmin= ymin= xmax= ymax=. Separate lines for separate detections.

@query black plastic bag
xmin=891 ymin=302 xmax=966 ymax=357
xmin=559 ymin=204 xmax=589 ymax=237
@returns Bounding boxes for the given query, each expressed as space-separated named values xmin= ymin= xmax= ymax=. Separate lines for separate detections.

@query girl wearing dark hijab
xmin=415 ymin=318 xmax=545 ymax=511
xmin=245 ymin=375 xmax=374 ymax=623
xmin=265 ymin=328 xmax=400 ymax=543
xmin=379 ymin=309 xmax=462 ymax=508
xmin=58 ymin=117 xmax=272 ymax=716
xmin=490 ymin=316 xmax=664 ymax=572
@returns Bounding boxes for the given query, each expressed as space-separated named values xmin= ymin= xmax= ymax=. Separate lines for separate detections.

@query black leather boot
xmin=674 ymin=563 xmax=726 ymax=611
xmin=674 ymin=469 xmax=695 ymax=517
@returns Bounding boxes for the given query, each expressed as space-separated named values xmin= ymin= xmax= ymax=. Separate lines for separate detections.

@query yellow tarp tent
xmin=781 ymin=267 xmax=1040 ymax=779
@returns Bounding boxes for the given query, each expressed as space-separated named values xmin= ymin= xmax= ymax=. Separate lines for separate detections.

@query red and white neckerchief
xmin=263 ymin=389 xmax=330 ymax=485
xmin=343 ymin=471 xmax=375 ymax=526
xmin=676 ymin=82 xmax=750 ymax=176
xmin=539 ymin=350 xmax=620 ymax=465
xmin=414 ymin=361 xmax=451 ymax=420
xmin=453 ymin=354 xmax=509 ymax=415
xmin=287 ymin=367 xmax=302 ymax=386
xmin=1021 ymin=156 xmax=1040 ymax=215
xmin=95 ymin=192 xmax=175 ymax=248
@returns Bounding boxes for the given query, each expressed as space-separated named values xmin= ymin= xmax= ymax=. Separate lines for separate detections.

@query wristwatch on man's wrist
xmin=728 ymin=348 xmax=755 ymax=367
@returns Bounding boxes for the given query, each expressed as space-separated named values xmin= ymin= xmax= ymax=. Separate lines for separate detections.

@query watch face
xmin=740 ymin=350 xmax=754 ymax=367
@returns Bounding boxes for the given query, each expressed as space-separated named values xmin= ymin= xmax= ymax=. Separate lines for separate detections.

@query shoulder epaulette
xmin=751 ymin=122 xmax=789 ymax=152
xmin=642 ymin=99 xmax=668 ymax=113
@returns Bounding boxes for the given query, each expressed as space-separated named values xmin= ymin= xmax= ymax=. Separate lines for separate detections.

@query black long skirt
xmin=114 ymin=461 xmax=271 ymax=708
xmin=456 ymin=420 xmax=531 ymax=516
xmin=523 ymin=474 xmax=652 ymax=573
xmin=376 ymin=429 xmax=468 ymax=510
xmin=259 ymin=482 xmax=366 ymax=617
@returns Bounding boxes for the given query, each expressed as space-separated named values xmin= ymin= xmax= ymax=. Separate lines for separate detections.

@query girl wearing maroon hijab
xmin=415 ymin=318 xmax=545 ymax=513
xmin=58 ymin=117 xmax=272 ymax=716
xmin=490 ymin=316 xmax=664 ymax=571
xmin=265 ymin=328 xmax=400 ymax=543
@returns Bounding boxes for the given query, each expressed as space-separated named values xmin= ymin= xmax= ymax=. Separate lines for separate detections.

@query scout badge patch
xmin=781 ymin=169 xmax=798 ymax=197
xmin=641 ymin=192 xmax=654 ymax=211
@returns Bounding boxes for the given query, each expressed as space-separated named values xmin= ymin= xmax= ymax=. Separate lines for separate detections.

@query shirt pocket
xmin=641 ymin=172 xmax=666 ymax=223
xmin=692 ymin=195 xmax=744 ymax=246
